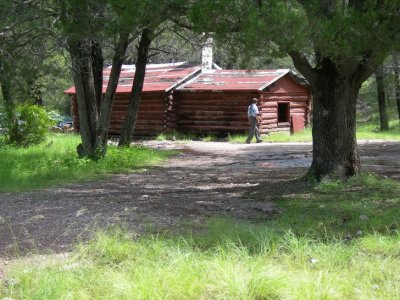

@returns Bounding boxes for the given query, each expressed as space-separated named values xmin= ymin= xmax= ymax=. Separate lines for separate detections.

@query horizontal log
xmin=261 ymin=108 xmax=277 ymax=113
xmin=109 ymin=127 xmax=165 ymax=133
xmin=261 ymin=102 xmax=278 ymax=108
xmin=263 ymin=113 xmax=280 ymax=119
xmin=277 ymin=122 xmax=290 ymax=128
xmin=290 ymin=108 xmax=306 ymax=114
xmin=177 ymin=104 xmax=247 ymax=110
xmin=288 ymin=102 xmax=308 ymax=108
xmin=110 ymin=110 xmax=164 ymax=117
xmin=179 ymin=125 xmax=249 ymax=130
xmin=178 ymin=110 xmax=246 ymax=117
xmin=178 ymin=120 xmax=248 ymax=126
xmin=260 ymin=124 xmax=278 ymax=129
xmin=109 ymin=120 xmax=164 ymax=126
xmin=260 ymin=119 xmax=278 ymax=125
xmin=179 ymin=117 xmax=249 ymax=124
xmin=177 ymin=99 xmax=249 ymax=106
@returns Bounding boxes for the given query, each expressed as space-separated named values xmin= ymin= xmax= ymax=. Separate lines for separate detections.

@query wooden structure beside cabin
xmin=176 ymin=69 xmax=311 ymax=134
xmin=66 ymin=64 xmax=311 ymax=136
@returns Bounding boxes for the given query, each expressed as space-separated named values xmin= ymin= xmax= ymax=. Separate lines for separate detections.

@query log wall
xmin=108 ymin=92 xmax=176 ymax=136
xmin=72 ymin=92 xmax=176 ymax=137
xmin=259 ymin=92 xmax=310 ymax=133
xmin=175 ymin=91 xmax=259 ymax=134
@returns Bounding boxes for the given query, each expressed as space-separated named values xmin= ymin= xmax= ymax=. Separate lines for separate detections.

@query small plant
xmin=200 ymin=133 xmax=217 ymax=142
xmin=5 ymin=104 xmax=53 ymax=147
xmin=227 ymin=133 xmax=247 ymax=143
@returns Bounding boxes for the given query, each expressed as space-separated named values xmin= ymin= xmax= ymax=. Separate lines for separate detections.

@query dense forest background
xmin=1 ymin=24 xmax=398 ymax=128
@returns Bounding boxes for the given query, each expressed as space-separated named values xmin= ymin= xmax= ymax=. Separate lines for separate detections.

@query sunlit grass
xmin=357 ymin=121 xmax=400 ymax=141
xmin=0 ymin=134 xmax=176 ymax=192
xmin=2 ymin=173 xmax=400 ymax=299
xmin=228 ymin=122 xmax=400 ymax=143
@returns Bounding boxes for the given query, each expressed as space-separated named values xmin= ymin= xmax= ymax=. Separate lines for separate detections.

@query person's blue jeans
xmin=246 ymin=116 xmax=261 ymax=143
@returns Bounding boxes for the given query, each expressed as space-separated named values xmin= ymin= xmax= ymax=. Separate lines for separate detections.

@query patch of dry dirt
xmin=0 ymin=141 xmax=399 ymax=259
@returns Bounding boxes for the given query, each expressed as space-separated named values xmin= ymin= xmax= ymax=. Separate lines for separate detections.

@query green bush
xmin=6 ymin=104 xmax=53 ymax=147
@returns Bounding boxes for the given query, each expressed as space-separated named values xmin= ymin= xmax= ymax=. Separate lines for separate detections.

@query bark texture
xmin=67 ymin=39 xmax=101 ymax=158
xmin=394 ymin=56 xmax=400 ymax=121
xmin=375 ymin=67 xmax=389 ymax=131
xmin=0 ymin=79 xmax=13 ymax=114
xmin=310 ymin=62 xmax=361 ymax=179
xmin=119 ymin=29 xmax=152 ymax=146
xmin=99 ymin=32 xmax=130 ymax=146
xmin=68 ymin=34 xmax=130 ymax=157
xmin=290 ymin=53 xmax=371 ymax=179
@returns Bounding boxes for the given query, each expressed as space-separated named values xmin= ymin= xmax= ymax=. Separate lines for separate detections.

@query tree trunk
xmin=394 ymin=55 xmax=400 ymax=121
xmin=119 ymin=28 xmax=152 ymax=146
xmin=91 ymin=41 xmax=104 ymax=114
xmin=1 ymin=78 xmax=14 ymax=115
xmin=68 ymin=39 xmax=101 ymax=158
xmin=308 ymin=60 xmax=361 ymax=179
xmin=99 ymin=32 xmax=130 ymax=146
xmin=28 ymin=80 xmax=44 ymax=106
xmin=375 ymin=66 xmax=389 ymax=130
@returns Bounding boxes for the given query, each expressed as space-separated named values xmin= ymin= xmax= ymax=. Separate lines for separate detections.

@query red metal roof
xmin=65 ymin=62 xmax=201 ymax=95
xmin=177 ymin=69 xmax=291 ymax=91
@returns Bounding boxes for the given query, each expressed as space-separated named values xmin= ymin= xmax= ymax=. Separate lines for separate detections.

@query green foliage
xmin=200 ymin=133 xmax=217 ymax=142
xmin=5 ymin=104 xmax=53 ymax=147
xmin=40 ymin=53 xmax=73 ymax=114
xmin=357 ymin=121 xmax=400 ymax=140
xmin=0 ymin=134 xmax=176 ymax=191
xmin=2 ymin=174 xmax=400 ymax=299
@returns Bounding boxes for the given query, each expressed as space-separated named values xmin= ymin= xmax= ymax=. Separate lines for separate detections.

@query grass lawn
xmin=1 ymin=174 xmax=399 ymax=299
xmin=0 ymin=134 xmax=176 ymax=192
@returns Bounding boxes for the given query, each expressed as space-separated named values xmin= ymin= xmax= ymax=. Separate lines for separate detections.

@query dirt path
xmin=0 ymin=141 xmax=399 ymax=258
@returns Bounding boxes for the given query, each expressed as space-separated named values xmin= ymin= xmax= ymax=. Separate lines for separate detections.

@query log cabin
xmin=176 ymin=69 xmax=311 ymax=134
xmin=65 ymin=63 xmax=311 ymax=136
xmin=65 ymin=62 xmax=202 ymax=136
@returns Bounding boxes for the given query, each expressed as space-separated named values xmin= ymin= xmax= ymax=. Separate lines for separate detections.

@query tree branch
xmin=288 ymin=51 xmax=317 ymax=85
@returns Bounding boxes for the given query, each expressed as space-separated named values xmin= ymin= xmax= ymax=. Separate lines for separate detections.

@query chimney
xmin=201 ymin=37 xmax=213 ymax=72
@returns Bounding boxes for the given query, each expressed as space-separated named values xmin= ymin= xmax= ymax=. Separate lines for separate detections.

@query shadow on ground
xmin=0 ymin=141 xmax=399 ymax=258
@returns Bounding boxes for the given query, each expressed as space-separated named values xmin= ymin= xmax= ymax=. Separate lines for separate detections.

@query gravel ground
xmin=0 ymin=140 xmax=399 ymax=259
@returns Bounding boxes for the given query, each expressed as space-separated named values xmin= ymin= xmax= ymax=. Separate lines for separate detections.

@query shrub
xmin=6 ymin=104 xmax=53 ymax=147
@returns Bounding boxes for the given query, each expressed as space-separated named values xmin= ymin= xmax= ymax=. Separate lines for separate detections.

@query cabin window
xmin=278 ymin=102 xmax=290 ymax=123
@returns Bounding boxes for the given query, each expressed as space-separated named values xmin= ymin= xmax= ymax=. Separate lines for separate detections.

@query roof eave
xmin=257 ymin=69 xmax=290 ymax=91
xmin=165 ymin=67 xmax=202 ymax=93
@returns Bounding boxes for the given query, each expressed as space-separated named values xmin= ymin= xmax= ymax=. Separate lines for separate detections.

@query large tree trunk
xmin=375 ymin=66 xmax=389 ymax=130
xmin=68 ymin=39 xmax=101 ymax=158
xmin=99 ymin=32 xmax=130 ymax=146
xmin=308 ymin=60 xmax=362 ymax=179
xmin=119 ymin=28 xmax=152 ymax=147
xmin=289 ymin=51 xmax=378 ymax=180
xmin=394 ymin=55 xmax=400 ymax=121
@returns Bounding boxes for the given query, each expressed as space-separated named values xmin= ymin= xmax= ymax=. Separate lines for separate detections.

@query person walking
xmin=246 ymin=98 xmax=262 ymax=144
